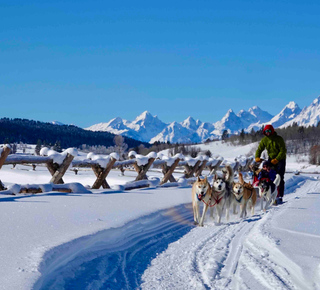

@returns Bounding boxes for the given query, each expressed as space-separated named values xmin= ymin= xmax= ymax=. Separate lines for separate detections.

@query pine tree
xmin=35 ymin=139 xmax=42 ymax=155
xmin=53 ymin=140 xmax=62 ymax=152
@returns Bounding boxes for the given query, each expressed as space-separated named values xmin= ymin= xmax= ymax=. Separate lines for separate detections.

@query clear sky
xmin=1 ymin=0 xmax=319 ymax=128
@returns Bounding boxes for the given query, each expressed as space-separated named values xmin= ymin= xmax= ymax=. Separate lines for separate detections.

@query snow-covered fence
xmin=0 ymin=145 xmax=12 ymax=169
xmin=236 ymin=156 xmax=254 ymax=172
xmin=85 ymin=152 xmax=119 ymax=189
xmin=155 ymin=154 xmax=183 ymax=185
xmin=0 ymin=146 xmax=254 ymax=193
xmin=128 ymin=151 xmax=157 ymax=181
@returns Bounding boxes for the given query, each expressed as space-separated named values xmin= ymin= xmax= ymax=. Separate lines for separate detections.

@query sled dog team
xmin=192 ymin=165 xmax=281 ymax=227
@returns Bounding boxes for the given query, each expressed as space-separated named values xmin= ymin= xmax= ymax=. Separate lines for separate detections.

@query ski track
xmin=141 ymin=178 xmax=318 ymax=290
xmin=33 ymin=176 xmax=318 ymax=290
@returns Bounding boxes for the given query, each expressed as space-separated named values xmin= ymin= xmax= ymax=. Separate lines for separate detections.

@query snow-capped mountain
xmin=280 ymin=97 xmax=320 ymax=128
xmin=247 ymin=101 xmax=302 ymax=132
xmin=86 ymin=111 xmax=167 ymax=143
xmin=268 ymin=101 xmax=301 ymax=128
xmin=247 ymin=106 xmax=274 ymax=123
xmin=85 ymin=96 xmax=320 ymax=143
xmin=150 ymin=121 xmax=200 ymax=144
xmin=212 ymin=107 xmax=273 ymax=136
xmin=213 ymin=109 xmax=243 ymax=136
xmin=127 ymin=111 xmax=167 ymax=142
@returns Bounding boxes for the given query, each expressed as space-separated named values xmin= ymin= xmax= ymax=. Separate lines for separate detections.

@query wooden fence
xmin=0 ymin=145 xmax=254 ymax=194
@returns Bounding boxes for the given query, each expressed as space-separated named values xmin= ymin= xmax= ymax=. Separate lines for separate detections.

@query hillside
xmin=0 ymin=118 xmax=148 ymax=149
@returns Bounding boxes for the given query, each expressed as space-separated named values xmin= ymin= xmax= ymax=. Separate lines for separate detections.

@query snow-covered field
xmin=1 ymin=142 xmax=320 ymax=290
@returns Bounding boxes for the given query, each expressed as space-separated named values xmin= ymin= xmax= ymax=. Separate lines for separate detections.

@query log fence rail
xmin=0 ymin=145 xmax=253 ymax=194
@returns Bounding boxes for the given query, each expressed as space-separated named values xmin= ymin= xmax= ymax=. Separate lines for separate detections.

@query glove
xmin=271 ymin=159 xmax=279 ymax=165
xmin=255 ymin=157 xmax=261 ymax=162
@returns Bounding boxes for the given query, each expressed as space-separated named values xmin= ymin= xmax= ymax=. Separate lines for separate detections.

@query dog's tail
xmin=274 ymin=174 xmax=281 ymax=187
xmin=238 ymin=172 xmax=244 ymax=184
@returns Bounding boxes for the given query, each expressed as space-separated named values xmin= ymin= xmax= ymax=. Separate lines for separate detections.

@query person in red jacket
xmin=255 ymin=124 xmax=287 ymax=204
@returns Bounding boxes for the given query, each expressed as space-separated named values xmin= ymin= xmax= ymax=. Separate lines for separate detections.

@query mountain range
xmin=85 ymin=96 xmax=320 ymax=144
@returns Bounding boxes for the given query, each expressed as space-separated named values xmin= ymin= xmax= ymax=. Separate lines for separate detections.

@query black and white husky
xmin=258 ymin=174 xmax=281 ymax=211
xmin=210 ymin=165 xmax=235 ymax=223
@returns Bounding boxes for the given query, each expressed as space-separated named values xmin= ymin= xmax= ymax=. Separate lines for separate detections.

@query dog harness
xmin=234 ymin=195 xmax=243 ymax=203
xmin=235 ymin=183 xmax=254 ymax=203
xmin=207 ymin=192 xmax=224 ymax=207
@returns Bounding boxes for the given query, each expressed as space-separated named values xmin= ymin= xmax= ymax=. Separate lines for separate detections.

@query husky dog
xmin=233 ymin=172 xmax=257 ymax=218
xmin=258 ymin=174 xmax=281 ymax=211
xmin=210 ymin=165 xmax=234 ymax=223
xmin=192 ymin=176 xmax=212 ymax=226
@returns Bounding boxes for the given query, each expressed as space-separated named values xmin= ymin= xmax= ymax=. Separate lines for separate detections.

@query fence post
xmin=208 ymin=159 xmax=223 ymax=175
xmin=0 ymin=145 xmax=11 ymax=169
xmin=183 ymin=160 xmax=201 ymax=178
xmin=160 ymin=158 xmax=180 ymax=184
xmin=195 ymin=159 xmax=208 ymax=177
xmin=91 ymin=157 xmax=117 ymax=189
xmin=135 ymin=157 xmax=155 ymax=181
xmin=50 ymin=153 xmax=74 ymax=184
xmin=91 ymin=165 xmax=110 ymax=189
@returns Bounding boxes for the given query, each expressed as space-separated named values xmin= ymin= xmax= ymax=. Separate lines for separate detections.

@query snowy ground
xmin=1 ymin=142 xmax=320 ymax=290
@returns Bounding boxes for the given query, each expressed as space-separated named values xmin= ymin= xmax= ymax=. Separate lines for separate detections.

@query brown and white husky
xmin=192 ymin=176 xmax=212 ymax=227
xmin=232 ymin=172 xmax=257 ymax=218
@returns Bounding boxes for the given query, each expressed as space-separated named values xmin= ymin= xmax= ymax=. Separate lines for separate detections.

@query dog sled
xmin=250 ymin=159 xmax=282 ymax=206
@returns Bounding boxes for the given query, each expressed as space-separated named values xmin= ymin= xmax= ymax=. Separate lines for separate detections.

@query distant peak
xmin=134 ymin=111 xmax=154 ymax=122
xmin=183 ymin=116 xmax=196 ymax=123
xmin=313 ymin=96 xmax=320 ymax=105
xmin=249 ymin=106 xmax=261 ymax=112
xmin=286 ymin=101 xmax=298 ymax=109
xmin=108 ymin=117 xmax=123 ymax=123
xmin=140 ymin=111 xmax=151 ymax=117
xmin=225 ymin=109 xmax=235 ymax=116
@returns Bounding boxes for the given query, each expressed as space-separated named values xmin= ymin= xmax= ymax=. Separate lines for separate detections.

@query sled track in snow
xmin=141 ymin=215 xmax=263 ymax=290
xmin=142 ymin=178 xmax=316 ymax=290
xmin=34 ymin=176 xmax=315 ymax=290
xmin=33 ymin=204 xmax=195 ymax=290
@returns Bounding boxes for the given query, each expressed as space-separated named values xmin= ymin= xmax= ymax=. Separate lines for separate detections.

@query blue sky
xmin=1 ymin=0 xmax=319 ymax=128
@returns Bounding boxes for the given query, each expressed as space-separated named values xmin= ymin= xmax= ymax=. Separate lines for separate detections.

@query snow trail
xmin=32 ymin=175 xmax=320 ymax=290
xmin=141 ymin=178 xmax=320 ymax=290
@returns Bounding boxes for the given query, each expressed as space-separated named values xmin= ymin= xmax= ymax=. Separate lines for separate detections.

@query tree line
xmin=0 ymin=118 xmax=148 ymax=151
xmin=223 ymin=122 xmax=320 ymax=164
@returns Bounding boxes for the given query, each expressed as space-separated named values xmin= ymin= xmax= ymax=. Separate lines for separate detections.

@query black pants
xmin=269 ymin=158 xmax=286 ymax=198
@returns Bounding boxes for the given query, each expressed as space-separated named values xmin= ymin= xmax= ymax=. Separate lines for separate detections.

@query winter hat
xmin=262 ymin=160 xmax=271 ymax=168
xmin=263 ymin=124 xmax=275 ymax=135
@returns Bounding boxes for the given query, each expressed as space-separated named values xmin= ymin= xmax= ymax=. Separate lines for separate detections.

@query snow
xmin=39 ymin=147 xmax=79 ymax=165
xmin=86 ymin=152 xmax=119 ymax=168
xmin=1 ymin=142 xmax=320 ymax=289
xmin=159 ymin=153 xmax=184 ymax=166
xmin=281 ymin=96 xmax=320 ymax=128
xmin=85 ymin=96 xmax=320 ymax=142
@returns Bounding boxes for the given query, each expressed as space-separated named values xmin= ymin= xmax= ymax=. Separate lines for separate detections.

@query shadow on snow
xmin=33 ymin=204 xmax=195 ymax=290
